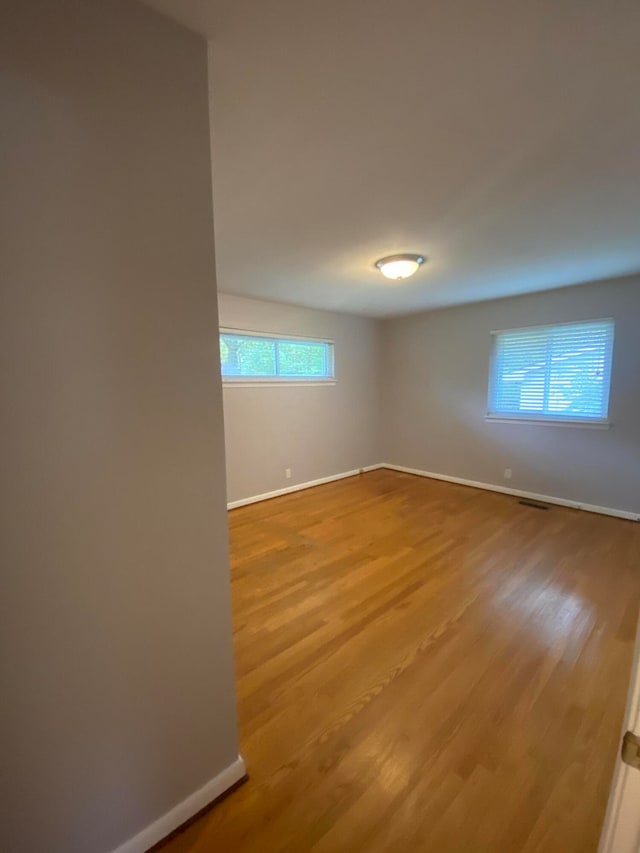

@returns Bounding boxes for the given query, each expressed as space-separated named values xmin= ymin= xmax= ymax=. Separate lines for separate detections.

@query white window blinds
xmin=488 ymin=319 xmax=614 ymax=423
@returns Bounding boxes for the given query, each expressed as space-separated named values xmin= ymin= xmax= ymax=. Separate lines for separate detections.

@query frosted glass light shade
xmin=375 ymin=254 xmax=425 ymax=280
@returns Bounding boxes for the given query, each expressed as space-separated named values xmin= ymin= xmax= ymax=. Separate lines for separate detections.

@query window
xmin=487 ymin=319 xmax=614 ymax=424
xmin=220 ymin=330 xmax=335 ymax=382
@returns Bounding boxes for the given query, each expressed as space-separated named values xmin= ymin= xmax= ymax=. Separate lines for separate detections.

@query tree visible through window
xmin=220 ymin=331 xmax=334 ymax=380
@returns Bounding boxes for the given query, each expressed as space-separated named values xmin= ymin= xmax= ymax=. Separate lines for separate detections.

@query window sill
xmin=485 ymin=415 xmax=611 ymax=429
xmin=222 ymin=379 xmax=336 ymax=388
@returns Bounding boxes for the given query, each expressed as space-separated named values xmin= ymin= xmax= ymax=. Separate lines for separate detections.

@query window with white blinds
xmin=487 ymin=319 xmax=614 ymax=423
xmin=220 ymin=330 xmax=335 ymax=382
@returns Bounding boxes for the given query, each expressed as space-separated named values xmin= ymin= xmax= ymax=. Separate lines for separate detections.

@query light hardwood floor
xmin=162 ymin=470 xmax=640 ymax=852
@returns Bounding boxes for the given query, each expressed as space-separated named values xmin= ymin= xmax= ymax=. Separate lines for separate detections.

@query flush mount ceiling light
xmin=375 ymin=253 xmax=426 ymax=280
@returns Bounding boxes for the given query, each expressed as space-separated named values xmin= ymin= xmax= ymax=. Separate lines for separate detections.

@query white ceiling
xmin=144 ymin=0 xmax=640 ymax=317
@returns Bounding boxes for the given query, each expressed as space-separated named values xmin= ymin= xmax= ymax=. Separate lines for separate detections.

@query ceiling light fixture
xmin=375 ymin=253 xmax=426 ymax=280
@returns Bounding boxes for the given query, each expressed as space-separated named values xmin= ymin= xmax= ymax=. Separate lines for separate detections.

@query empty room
xmin=3 ymin=1 xmax=640 ymax=853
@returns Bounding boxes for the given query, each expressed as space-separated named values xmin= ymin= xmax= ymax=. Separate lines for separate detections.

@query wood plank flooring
xmin=162 ymin=470 xmax=640 ymax=852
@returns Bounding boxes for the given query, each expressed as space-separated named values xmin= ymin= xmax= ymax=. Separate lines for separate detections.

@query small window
xmin=219 ymin=330 xmax=335 ymax=382
xmin=487 ymin=319 xmax=614 ymax=424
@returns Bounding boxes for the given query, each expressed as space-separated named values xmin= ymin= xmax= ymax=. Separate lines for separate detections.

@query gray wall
xmin=0 ymin=3 xmax=239 ymax=853
xmin=218 ymin=294 xmax=380 ymax=503
xmin=381 ymin=276 xmax=640 ymax=515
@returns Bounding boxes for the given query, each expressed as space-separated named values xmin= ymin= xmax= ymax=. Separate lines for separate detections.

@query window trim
xmin=485 ymin=414 xmax=611 ymax=428
xmin=219 ymin=327 xmax=336 ymax=385
xmin=486 ymin=318 xmax=614 ymax=427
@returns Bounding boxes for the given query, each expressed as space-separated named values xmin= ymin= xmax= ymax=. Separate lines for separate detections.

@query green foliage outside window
xmin=220 ymin=333 xmax=333 ymax=379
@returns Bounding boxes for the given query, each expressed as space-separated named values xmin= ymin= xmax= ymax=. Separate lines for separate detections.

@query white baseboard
xmin=226 ymin=462 xmax=638 ymax=522
xmin=381 ymin=464 xmax=639 ymax=522
xmin=227 ymin=465 xmax=383 ymax=510
xmin=110 ymin=755 xmax=246 ymax=853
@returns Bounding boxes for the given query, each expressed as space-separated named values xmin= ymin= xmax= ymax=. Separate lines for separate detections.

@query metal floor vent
xmin=519 ymin=499 xmax=550 ymax=511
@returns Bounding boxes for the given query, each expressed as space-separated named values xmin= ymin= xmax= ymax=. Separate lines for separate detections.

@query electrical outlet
xmin=285 ymin=468 xmax=292 ymax=479
xmin=504 ymin=467 xmax=512 ymax=480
